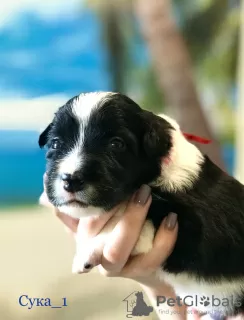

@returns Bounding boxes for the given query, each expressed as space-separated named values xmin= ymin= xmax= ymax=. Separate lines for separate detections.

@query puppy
xmin=39 ymin=92 xmax=244 ymax=317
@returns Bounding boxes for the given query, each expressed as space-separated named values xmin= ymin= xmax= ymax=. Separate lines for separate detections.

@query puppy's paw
xmin=72 ymin=248 xmax=102 ymax=274
xmin=72 ymin=227 xmax=107 ymax=274
xmin=72 ymin=254 xmax=94 ymax=274
xmin=72 ymin=254 xmax=82 ymax=274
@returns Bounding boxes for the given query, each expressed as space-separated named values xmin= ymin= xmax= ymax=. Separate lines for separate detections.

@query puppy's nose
xmin=61 ymin=173 xmax=72 ymax=182
xmin=61 ymin=173 xmax=72 ymax=192
xmin=61 ymin=172 xmax=84 ymax=193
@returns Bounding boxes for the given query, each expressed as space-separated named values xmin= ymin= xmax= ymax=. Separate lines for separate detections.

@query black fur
xmin=148 ymin=157 xmax=244 ymax=315
xmin=41 ymin=93 xmax=172 ymax=210
xmin=39 ymin=92 xmax=244 ymax=316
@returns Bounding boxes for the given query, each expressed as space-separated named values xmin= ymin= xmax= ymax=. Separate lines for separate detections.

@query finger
xmin=120 ymin=212 xmax=178 ymax=278
xmin=76 ymin=204 xmax=122 ymax=241
xmin=101 ymin=185 xmax=152 ymax=273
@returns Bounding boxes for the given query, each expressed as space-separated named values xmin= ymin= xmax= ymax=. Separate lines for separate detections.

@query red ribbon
xmin=183 ymin=132 xmax=211 ymax=144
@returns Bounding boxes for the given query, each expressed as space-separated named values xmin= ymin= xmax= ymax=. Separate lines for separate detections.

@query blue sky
xmin=0 ymin=2 xmax=114 ymax=205
xmin=0 ymin=3 xmax=112 ymax=98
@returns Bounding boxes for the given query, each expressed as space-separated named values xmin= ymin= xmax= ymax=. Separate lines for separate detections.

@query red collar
xmin=162 ymin=132 xmax=211 ymax=165
xmin=182 ymin=132 xmax=211 ymax=144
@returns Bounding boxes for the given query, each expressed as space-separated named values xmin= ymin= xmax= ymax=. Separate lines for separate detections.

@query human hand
xmin=40 ymin=174 xmax=178 ymax=283
xmin=93 ymin=185 xmax=178 ymax=283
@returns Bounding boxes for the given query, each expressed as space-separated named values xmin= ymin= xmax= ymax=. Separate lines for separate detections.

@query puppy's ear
xmin=142 ymin=111 xmax=173 ymax=158
xmin=38 ymin=123 xmax=52 ymax=148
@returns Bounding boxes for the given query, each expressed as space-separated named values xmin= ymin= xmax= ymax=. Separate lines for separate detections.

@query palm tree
xmin=86 ymin=0 xmax=241 ymax=169
xmin=87 ymin=1 xmax=128 ymax=93
xmin=133 ymin=0 xmax=226 ymax=169
xmin=101 ymin=5 xmax=125 ymax=93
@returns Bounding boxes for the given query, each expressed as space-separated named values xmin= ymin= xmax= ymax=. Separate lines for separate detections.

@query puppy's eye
xmin=51 ymin=138 xmax=61 ymax=150
xmin=109 ymin=137 xmax=125 ymax=151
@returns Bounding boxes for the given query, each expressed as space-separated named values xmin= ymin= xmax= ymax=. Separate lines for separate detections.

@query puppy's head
xmin=38 ymin=92 xmax=178 ymax=218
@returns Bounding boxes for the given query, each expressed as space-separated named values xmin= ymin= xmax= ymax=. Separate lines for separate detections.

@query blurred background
xmin=0 ymin=0 xmax=243 ymax=319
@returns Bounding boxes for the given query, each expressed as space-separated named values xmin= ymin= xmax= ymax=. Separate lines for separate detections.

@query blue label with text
xmin=19 ymin=295 xmax=68 ymax=309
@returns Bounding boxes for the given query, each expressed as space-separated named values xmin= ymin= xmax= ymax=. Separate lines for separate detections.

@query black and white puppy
xmin=39 ymin=92 xmax=244 ymax=317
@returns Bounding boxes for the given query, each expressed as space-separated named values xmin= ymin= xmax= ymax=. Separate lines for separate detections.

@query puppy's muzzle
xmin=61 ymin=172 xmax=85 ymax=193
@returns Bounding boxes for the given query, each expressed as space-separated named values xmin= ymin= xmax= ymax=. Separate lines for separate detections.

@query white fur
xmin=58 ymin=92 xmax=115 ymax=177
xmin=73 ymin=92 xmax=115 ymax=119
xmin=56 ymin=92 xmax=116 ymax=214
xmin=58 ymin=145 xmax=81 ymax=175
xmin=73 ymin=92 xmax=115 ymax=146
xmin=131 ymin=220 xmax=154 ymax=255
xmin=158 ymin=113 xmax=180 ymax=131
xmin=53 ymin=175 xmax=100 ymax=218
xmin=151 ymin=114 xmax=204 ymax=192
xmin=57 ymin=204 xmax=104 ymax=219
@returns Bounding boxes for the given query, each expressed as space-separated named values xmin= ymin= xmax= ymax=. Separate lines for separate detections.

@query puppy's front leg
xmin=72 ymin=218 xmax=155 ymax=273
xmin=72 ymin=211 xmax=121 ymax=274
xmin=72 ymin=235 xmax=106 ymax=274
xmin=72 ymin=216 xmax=120 ymax=274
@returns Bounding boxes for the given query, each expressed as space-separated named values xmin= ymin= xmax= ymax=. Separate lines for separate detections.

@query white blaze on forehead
xmin=58 ymin=92 xmax=115 ymax=176
xmin=72 ymin=91 xmax=116 ymax=120
xmin=59 ymin=146 xmax=81 ymax=175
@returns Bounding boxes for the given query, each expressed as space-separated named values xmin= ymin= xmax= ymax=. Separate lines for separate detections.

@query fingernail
xmin=165 ymin=212 xmax=177 ymax=230
xmin=133 ymin=185 xmax=151 ymax=205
